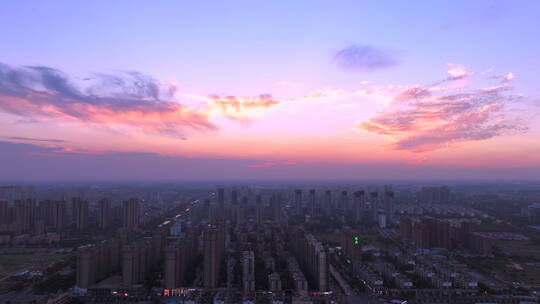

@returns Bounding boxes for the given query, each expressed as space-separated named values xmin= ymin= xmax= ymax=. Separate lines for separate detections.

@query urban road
xmin=329 ymin=264 xmax=380 ymax=304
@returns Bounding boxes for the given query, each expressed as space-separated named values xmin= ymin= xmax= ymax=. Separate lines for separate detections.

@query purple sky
xmin=1 ymin=1 xmax=539 ymax=180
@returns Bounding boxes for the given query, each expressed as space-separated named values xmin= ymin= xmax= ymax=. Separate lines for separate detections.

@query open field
xmin=0 ymin=253 xmax=66 ymax=279
xmin=496 ymin=239 xmax=540 ymax=260
xmin=458 ymin=239 xmax=540 ymax=290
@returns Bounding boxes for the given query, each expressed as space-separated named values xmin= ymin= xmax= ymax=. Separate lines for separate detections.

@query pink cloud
xmin=0 ymin=63 xmax=278 ymax=138
xmin=209 ymin=94 xmax=279 ymax=121
xmin=52 ymin=147 xmax=105 ymax=155
xmin=492 ymin=72 xmax=514 ymax=83
xmin=282 ymin=161 xmax=297 ymax=165
xmin=247 ymin=161 xmax=297 ymax=168
xmin=355 ymin=66 xmax=526 ymax=152
xmin=248 ymin=162 xmax=276 ymax=168
xmin=446 ymin=63 xmax=474 ymax=80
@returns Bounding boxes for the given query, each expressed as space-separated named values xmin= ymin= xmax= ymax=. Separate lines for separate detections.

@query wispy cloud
xmin=492 ymin=72 xmax=514 ymax=83
xmin=334 ymin=45 xmax=398 ymax=72
xmin=51 ymin=146 xmax=104 ymax=155
xmin=354 ymin=64 xmax=526 ymax=152
xmin=248 ymin=162 xmax=276 ymax=168
xmin=276 ymin=81 xmax=300 ymax=87
xmin=446 ymin=63 xmax=474 ymax=81
xmin=282 ymin=161 xmax=297 ymax=165
xmin=248 ymin=161 xmax=298 ymax=168
xmin=6 ymin=136 xmax=66 ymax=143
xmin=208 ymin=94 xmax=279 ymax=121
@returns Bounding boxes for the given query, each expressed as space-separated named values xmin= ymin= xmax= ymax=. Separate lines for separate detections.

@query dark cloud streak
xmin=7 ymin=136 xmax=66 ymax=143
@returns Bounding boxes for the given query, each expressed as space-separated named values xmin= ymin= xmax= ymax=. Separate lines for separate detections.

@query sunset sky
xmin=1 ymin=1 xmax=540 ymax=180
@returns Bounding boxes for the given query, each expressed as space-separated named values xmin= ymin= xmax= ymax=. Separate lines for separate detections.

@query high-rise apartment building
xmin=384 ymin=191 xmax=395 ymax=225
xmin=216 ymin=218 xmax=226 ymax=267
xmin=352 ymin=190 xmax=365 ymax=222
xmin=324 ymin=190 xmax=332 ymax=215
xmin=255 ymin=195 xmax=262 ymax=225
xmin=72 ymin=198 xmax=89 ymax=230
xmin=418 ymin=186 xmax=450 ymax=205
xmin=242 ymin=251 xmax=255 ymax=292
xmin=122 ymin=239 xmax=152 ymax=287
xmin=51 ymin=200 xmax=67 ymax=231
xmin=164 ymin=239 xmax=194 ymax=289
xmin=234 ymin=197 xmax=247 ymax=225
xmin=294 ymin=189 xmax=302 ymax=214
xmin=99 ymin=199 xmax=112 ymax=229
xmin=412 ymin=220 xmax=430 ymax=249
xmin=203 ymin=227 xmax=220 ymax=288
xmin=152 ymin=226 xmax=168 ymax=264
xmin=340 ymin=191 xmax=348 ymax=211
xmin=306 ymin=234 xmax=328 ymax=291
xmin=0 ymin=200 xmax=9 ymax=226
xmin=289 ymin=227 xmax=328 ymax=291
xmin=270 ymin=194 xmax=282 ymax=222
xmin=15 ymin=199 xmax=36 ymax=233
xmin=76 ymin=240 xmax=120 ymax=288
xmin=268 ymin=272 xmax=282 ymax=291
xmin=122 ymin=198 xmax=140 ymax=231
xmin=399 ymin=216 xmax=413 ymax=241
xmin=208 ymin=202 xmax=220 ymax=223
xmin=370 ymin=192 xmax=379 ymax=222
xmin=39 ymin=200 xmax=53 ymax=228
xmin=231 ymin=190 xmax=238 ymax=205
xmin=309 ymin=189 xmax=316 ymax=215
xmin=218 ymin=188 xmax=225 ymax=211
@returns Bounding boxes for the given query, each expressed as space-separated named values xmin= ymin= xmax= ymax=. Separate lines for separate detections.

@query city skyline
xmin=2 ymin=1 xmax=540 ymax=180
xmin=2 ymin=182 xmax=540 ymax=303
